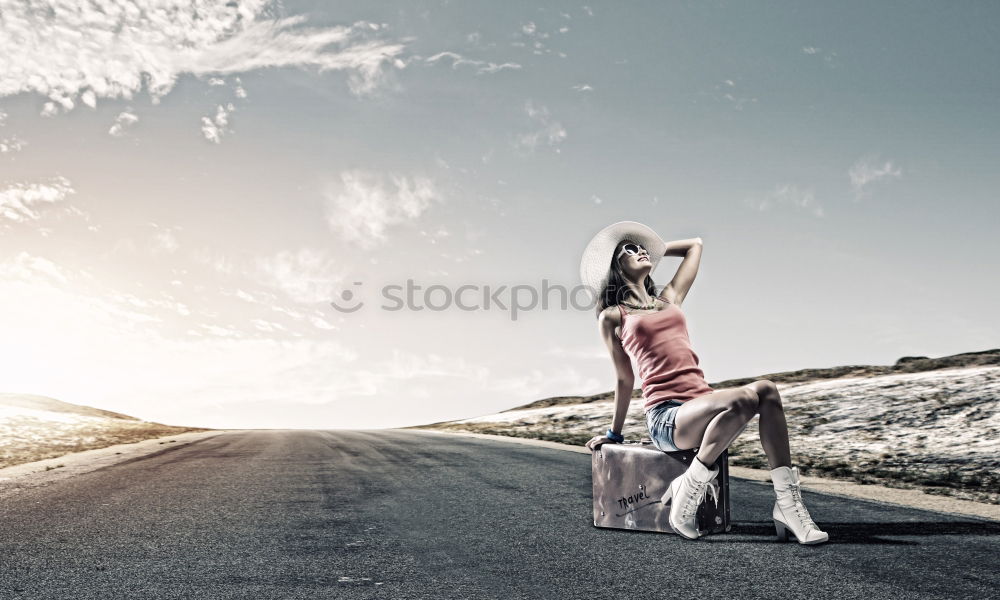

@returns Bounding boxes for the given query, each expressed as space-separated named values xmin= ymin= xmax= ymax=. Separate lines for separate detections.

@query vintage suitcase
xmin=592 ymin=440 xmax=731 ymax=535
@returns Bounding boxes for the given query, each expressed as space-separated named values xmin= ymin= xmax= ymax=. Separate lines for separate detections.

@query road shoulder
xmin=0 ymin=430 xmax=228 ymax=498
xmin=406 ymin=428 xmax=1000 ymax=522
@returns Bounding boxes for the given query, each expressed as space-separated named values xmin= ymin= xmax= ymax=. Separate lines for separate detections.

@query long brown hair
xmin=596 ymin=239 xmax=658 ymax=316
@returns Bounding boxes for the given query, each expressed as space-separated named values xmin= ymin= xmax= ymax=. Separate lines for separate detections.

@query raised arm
xmin=657 ymin=237 xmax=704 ymax=307
xmin=584 ymin=307 xmax=636 ymax=452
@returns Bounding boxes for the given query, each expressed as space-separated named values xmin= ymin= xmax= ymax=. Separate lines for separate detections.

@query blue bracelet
xmin=606 ymin=429 xmax=624 ymax=443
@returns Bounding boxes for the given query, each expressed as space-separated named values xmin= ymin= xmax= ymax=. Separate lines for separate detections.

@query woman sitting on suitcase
xmin=581 ymin=221 xmax=828 ymax=545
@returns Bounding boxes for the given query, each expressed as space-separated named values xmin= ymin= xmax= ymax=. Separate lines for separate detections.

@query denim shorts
xmin=646 ymin=400 xmax=685 ymax=453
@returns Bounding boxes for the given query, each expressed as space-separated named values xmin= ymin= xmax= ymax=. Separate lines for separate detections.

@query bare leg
xmin=749 ymin=380 xmax=792 ymax=469
xmin=673 ymin=380 xmax=793 ymax=469
xmin=672 ymin=386 xmax=758 ymax=465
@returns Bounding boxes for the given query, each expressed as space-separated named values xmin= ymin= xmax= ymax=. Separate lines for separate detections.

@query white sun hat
xmin=579 ymin=220 xmax=667 ymax=295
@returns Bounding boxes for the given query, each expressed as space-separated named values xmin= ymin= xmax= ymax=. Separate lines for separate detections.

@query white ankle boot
xmin=662 ymin=457 xmax=720 ymax=540
xmin=771 ymin=466 xmax=829 ymax=545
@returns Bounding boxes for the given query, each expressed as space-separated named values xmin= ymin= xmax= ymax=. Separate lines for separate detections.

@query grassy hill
xmin=0 ymin=394 xmax=209 ymax=469
xmin=413 ymin=349 xmax=1000 ymax=504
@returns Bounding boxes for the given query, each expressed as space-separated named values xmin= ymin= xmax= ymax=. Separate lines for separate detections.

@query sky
xmin=0 ymin=0 xmax=997 ymax=429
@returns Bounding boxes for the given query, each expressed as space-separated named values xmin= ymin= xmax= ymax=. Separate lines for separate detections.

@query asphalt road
xmin=0 ymin=430 xmax=997 ymax=600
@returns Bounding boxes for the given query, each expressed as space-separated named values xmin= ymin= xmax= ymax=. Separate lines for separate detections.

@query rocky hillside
xmin=414 ymin=349 xmax=1000 ymax=504
xmin=0 ymin=394 xmax=209 ymax=469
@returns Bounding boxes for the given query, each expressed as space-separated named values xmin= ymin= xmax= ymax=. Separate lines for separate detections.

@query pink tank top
xmin=617 ymin=301 xmax=715 ymax=413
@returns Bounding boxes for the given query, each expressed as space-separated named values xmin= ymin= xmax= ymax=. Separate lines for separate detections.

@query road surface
xmin=1 ymin=430 xmax=996 ymax=599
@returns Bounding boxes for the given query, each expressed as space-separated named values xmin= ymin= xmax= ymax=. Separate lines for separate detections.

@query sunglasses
xmin=616 ymin=242 xmax=648 ymax=260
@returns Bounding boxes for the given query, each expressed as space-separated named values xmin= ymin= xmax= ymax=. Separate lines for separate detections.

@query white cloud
xmin=419 ymin=225 xmax=450 ymax=246
xmin=478 ymin=62 xmax=522 ymax=74
xmin=0 ymin=252 xmax=182 ymax=331
xmin=480 ymin=365 xmax=602 ymax=400
xmin=0 ymin=1 xmax=407 ymax=111
xmin=109 ymin=290 xmax=189 ymax=319
xmin=193 ymin=248 xmax=237 ymax=276
xmin=849 ymin=157 xmax=902 ymax=201
xmin=253 ymin=248 xmax=346 ymax=304
xmin=309 ymin=315 xmax=338 ymax=330
xmin=424 ymin=51 xmax=461 ymax=64
xmin=0 ymin=176 xmax=75 ymax=222
xmin=515 ymin=100 xmax=567 ymax=152
xmin=0 ymin=250 xmax=612 ymax=428
xmin=722 ymin=92 xmax=758 ymax=110
xmin=571 ymin=83 xmax=593 ymax=92
xmin=149 ymin=226 xmax=180 ymax=254
xmin=251 ymin=318 xmax=286 ymax=332
xmin=711 ymin=80 xmax=757 ymax=111
xmin=0 ymin=251 xmax=71 ymax=284
xmin=336 ymin=350 xmax=492 ymax=400
xmin=198 ymin=324 xmax=244 ymax=338
xmin=0 ymin=251 xmax=380 ymax=428
xmin=745 ymin=183 xmax=824 ymax=218
xmin=234 ymin=289 xmax=259 ymax=303
xmin=272 ymin=305 xmax=306 ymax=320
xmin=423 ymin=52 xmax=522 ymax=75
xmin=513 ymin=18 xmax=558 ymax=56
xmin=108 ymin=111 xmax=139 ymax=137
xmin=201 ymin=103 xmax=234 ymax=144
xmin=0 ymin=135 xmax=25 ymax=153
xmin=0 ymin=257 xmax=366 ymax=426
xmin=802 ymin=46 xmax=839 ymax=68
xmin=324 ymin=170 xmax=443 ymax=247
xmin=582 ymin=6 xmax=594 ymax=17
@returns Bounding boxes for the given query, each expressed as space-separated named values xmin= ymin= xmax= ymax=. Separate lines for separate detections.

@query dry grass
xmin=0 ymin=393 xmax=210 ymax=470
xmin=413 ymin=351 xmax=1000 ymax=505
xmin=0 ymin=421 xmax=209 ymax=470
